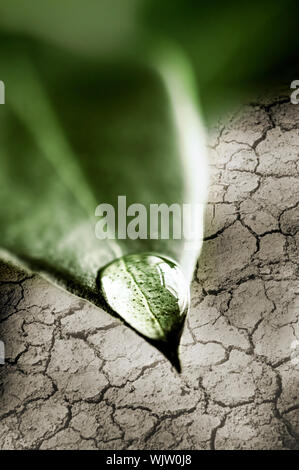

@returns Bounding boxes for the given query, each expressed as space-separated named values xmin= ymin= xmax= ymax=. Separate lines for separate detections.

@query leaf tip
xmin=97 ymin=252 xmax=189 ymax=366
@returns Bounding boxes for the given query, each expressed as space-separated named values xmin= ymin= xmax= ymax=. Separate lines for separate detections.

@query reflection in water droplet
xmin=97 ymin=253 xmax=190 ymax=343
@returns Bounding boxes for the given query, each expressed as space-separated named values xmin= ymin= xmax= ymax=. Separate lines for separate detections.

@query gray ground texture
xmin=0 ymin=88 xmax=298 ymax=450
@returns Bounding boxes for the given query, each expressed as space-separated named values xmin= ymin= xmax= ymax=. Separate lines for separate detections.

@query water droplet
xmin=97 ymin=253 xmax=189 ymax=356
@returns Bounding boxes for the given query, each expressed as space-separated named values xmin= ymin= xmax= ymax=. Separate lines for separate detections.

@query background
xmin=0 ymin=0 xmax=298 ymax=450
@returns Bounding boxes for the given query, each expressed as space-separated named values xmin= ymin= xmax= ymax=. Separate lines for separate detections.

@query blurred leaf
xmin=0 ymin=0 xmax=297 ymax=119
xmin=0 ymin=0 xmax=141 ymax=57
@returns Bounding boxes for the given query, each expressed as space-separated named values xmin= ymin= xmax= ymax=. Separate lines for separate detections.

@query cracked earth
xmin=0 ymin=88 xmax=298 ymax=450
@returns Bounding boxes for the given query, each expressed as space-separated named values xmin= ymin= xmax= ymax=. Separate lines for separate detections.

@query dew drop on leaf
xmin=97 ymin=253 xmax=190 ymax=352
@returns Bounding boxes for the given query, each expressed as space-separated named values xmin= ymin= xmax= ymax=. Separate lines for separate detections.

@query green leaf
xmin=0 ymin=39 xmax=207 ymax=368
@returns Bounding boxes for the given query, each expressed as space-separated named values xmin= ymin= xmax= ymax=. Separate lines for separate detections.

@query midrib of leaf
xmin=120 ymin=257 xmax=165 ymax=339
